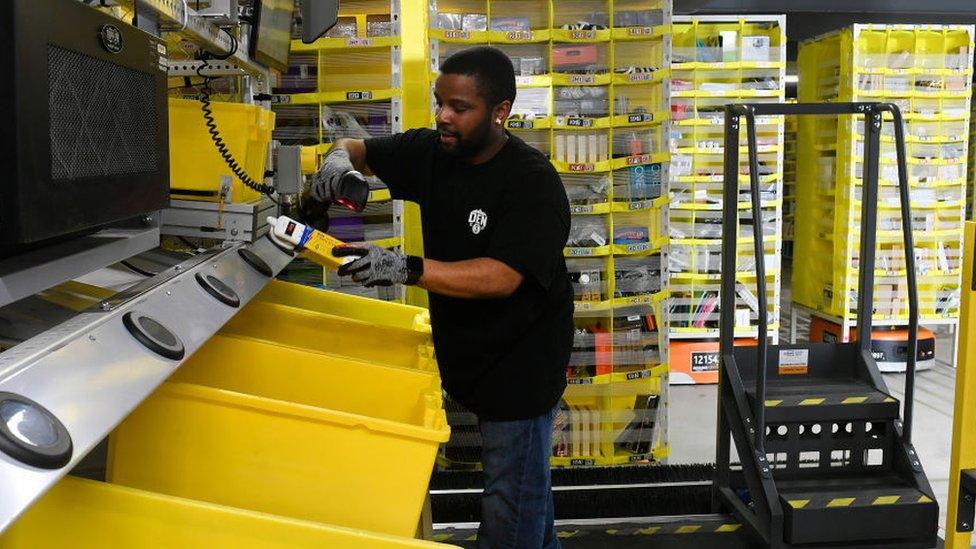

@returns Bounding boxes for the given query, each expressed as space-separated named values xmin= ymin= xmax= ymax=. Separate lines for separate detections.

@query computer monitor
xmin=251 ymin=0 xmax=296 ymax=72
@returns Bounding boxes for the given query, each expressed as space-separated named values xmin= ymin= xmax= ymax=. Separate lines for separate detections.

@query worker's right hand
xmin=310 ymin=148 xmax=369 ymax=212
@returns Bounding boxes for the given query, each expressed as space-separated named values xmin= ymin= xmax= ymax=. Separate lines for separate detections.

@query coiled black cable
xmin=195 ymin=34 xmax=278 ymax=200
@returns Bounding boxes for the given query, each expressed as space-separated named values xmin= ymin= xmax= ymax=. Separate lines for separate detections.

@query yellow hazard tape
xmin=842 ymin=396 xmax=869 ymax=404
xmin=828 ymin=498 xmax=856 ymax=507
xmin=919 ymin=495 xmax=933 ymax=503
xmin=676 ymin=525 xmax=702 ymax=534
xmin=884 ymin=397 xmax=897 ymax=403
xmin=765 ymin=399 xmax=783 ymax=407
xmin=873 ymin=496 xmax=900 ymax=505
xmin=635 ymin=527 xmax=662 ymax=535
xmin=789 ymin=499 xmax=810 ymax=509
xmin=800 ymin=398 xmax=826 ymax=406
xmin=716 ymin=524 xmax=742 ymax=532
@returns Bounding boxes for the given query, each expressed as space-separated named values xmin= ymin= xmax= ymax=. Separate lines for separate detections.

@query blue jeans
xmin=477 ymin=405 xmax=560 ymax=549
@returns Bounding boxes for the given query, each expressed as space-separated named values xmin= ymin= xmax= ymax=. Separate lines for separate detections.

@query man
xmin=311 ymin=46 xmax=572 ymax=548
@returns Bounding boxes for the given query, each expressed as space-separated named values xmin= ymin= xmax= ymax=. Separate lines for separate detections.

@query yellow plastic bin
xmin=108 ymin=335 xmax=450 ymax=537
xmin=0 ymin=476 xmax=454 ymax=548
xmin=254 ymin=280 xmax=432 ymax=334
xmin=168 ymin=98 xmax=274 ymax=203
xmin=220 ymin=299 xmax=436 ymax=371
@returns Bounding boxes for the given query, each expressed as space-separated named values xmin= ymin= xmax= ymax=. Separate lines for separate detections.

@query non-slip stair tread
xmin=745 ymin=378 xmax=898 ymax=410
xmin=776 ymin=473 xmax=933 ymax=509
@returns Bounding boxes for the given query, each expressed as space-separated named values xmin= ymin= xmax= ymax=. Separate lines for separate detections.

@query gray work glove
xmin=334 ymin=245 xmax=423 ymax=287
xmin=310 ymin=148 xmax=368 ymax=210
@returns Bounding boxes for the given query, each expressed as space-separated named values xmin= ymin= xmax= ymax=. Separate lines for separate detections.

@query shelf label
xmin=568 ymin=163 xmax=596 ymax=172
xmin=627 ymin=73 xmax=655 ymax=83
xmin=345 ymin=91 xmax=373 ymax=100
xmin=444 ymin=30 xmax=470 ymax=40
xmin=507 ymin=119 xmax=534 ymax=129
xmin=566 ymin=117 xmax=594 ymax=128
xmin=626 ymin=154 xmax=652 ymax=166
xmin=346 ymin=37 xmax=374 ymax=47
xmin=506 ymin=30 xmax=533 ymax=41
xmin=570 ymin=30 xmax=596 ymax=40
xmin=691 ymin=351 xmax=719 ymax=373
xmin=569 ymin=74 xmax=596 ymax=84
xmin=627 ymin=26 xmax=654 ymax=36
xmin=627 ymin=113 xmax=655 ymax=123
xmin=625 ymin=243 xmax=652 ymax=253
xmin=571 ymin=205 xmax=595 ymax=214
xmin=626 ymin=369 xmax=652 ymax=380
xmin=629 ymin=200 xmax=652 ymax=210
xmin=515 ymin=76 xmax=536 ymax=86
xmin=567 ymin=247 xmax=596 ymax=256
xmin=568 ymin=378 xmax=594 ymax=385
xmin=570 ymin=458 xmax=596 ymax=466
xmin=629 ymin=454 xmax=651 ymax=463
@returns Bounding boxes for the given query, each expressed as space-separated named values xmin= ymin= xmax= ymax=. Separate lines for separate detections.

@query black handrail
xmin=719 ymin=102 xmax=920 ymax=452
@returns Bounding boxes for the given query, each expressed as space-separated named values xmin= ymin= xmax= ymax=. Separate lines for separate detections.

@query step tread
xmin=777 ymin=473 xmax=933 ymax=510
xmin=746 ymin=378 xmax=898 ymax=408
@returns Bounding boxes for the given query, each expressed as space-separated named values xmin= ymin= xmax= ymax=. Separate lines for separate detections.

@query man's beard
xmin=438 ymin=113 xmax=493 ymax=158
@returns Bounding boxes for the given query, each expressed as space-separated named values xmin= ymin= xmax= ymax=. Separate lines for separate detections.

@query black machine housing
xmin=0 ymin=0 xmax=169 ymax=255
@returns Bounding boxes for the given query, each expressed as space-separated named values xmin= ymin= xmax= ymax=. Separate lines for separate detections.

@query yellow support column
xmin=400 ymin=0 xmax=430 ymax=307
xmin=947 ymin=221 xmax=976 ymax=548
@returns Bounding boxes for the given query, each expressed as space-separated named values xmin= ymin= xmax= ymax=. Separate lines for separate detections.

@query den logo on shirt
xmin=468 ymin=209 xmax=488 ymax=235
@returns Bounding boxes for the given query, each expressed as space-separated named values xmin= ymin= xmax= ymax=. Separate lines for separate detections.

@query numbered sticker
xmin=345 ymin=91 xmax=373 ymax=101
xmin=690 ymin=351 xmax=719 ymax=372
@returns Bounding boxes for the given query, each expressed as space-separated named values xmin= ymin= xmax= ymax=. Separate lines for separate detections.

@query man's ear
xmin=493 ymin=100 xmax=513 ymax=125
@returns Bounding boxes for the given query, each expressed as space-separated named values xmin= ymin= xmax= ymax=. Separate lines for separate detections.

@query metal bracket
xmin=957 ymin=469 xmax=976 ymax=532
xmin=166 ymin=59 xmax=243 ymax=77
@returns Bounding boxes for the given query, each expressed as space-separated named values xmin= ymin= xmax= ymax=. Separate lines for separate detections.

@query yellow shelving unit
xmin=970 ymin=89 xmax=976 ymax=219
xmin=666 ymin=15 xmax=786 ymax=383
xmin=278 ymin=0 xmax=406 ymax=301
xmin=794 ymin=24 xmax=974 ymax=347
xmin=427 ymin=0 xmax=672 ymax=467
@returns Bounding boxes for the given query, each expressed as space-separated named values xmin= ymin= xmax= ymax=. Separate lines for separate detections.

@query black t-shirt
xmin=364 ymin=128 xmax=573 ymax=420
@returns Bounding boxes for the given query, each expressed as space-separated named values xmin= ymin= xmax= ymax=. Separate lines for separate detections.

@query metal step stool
xmin=713 ymin=102 xmax=939 ymax=549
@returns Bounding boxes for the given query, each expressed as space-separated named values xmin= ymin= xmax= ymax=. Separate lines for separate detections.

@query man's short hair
xmin=440 ymin=46 xmax=517 ymax=107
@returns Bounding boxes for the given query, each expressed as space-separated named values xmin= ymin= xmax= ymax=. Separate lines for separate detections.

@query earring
xmin=496 ymin=118 xmax=502 ymax=124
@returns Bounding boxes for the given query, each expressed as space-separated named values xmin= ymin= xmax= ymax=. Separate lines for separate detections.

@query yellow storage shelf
xmin=794 ymin=23 xmax=973 ymax=324
xmin=1 ymin=477 xmax=453 ymax=548
xmin=290 ymin=35 xmax=401 ymax=52
xmin=109 ymin=334 xmax=448 ymax=537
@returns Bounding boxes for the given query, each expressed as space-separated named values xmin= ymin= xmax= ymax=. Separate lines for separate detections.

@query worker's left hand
xmin=334 ymin=244 xmax=411 ymax=287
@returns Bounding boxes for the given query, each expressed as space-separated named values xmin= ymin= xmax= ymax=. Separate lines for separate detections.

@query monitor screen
xmin=252 ymin=0 xmax=296 ymax=72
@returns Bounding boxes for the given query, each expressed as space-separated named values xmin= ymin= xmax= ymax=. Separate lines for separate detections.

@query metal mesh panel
xmin=48 ymin=45 xmax=159 ymax=180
